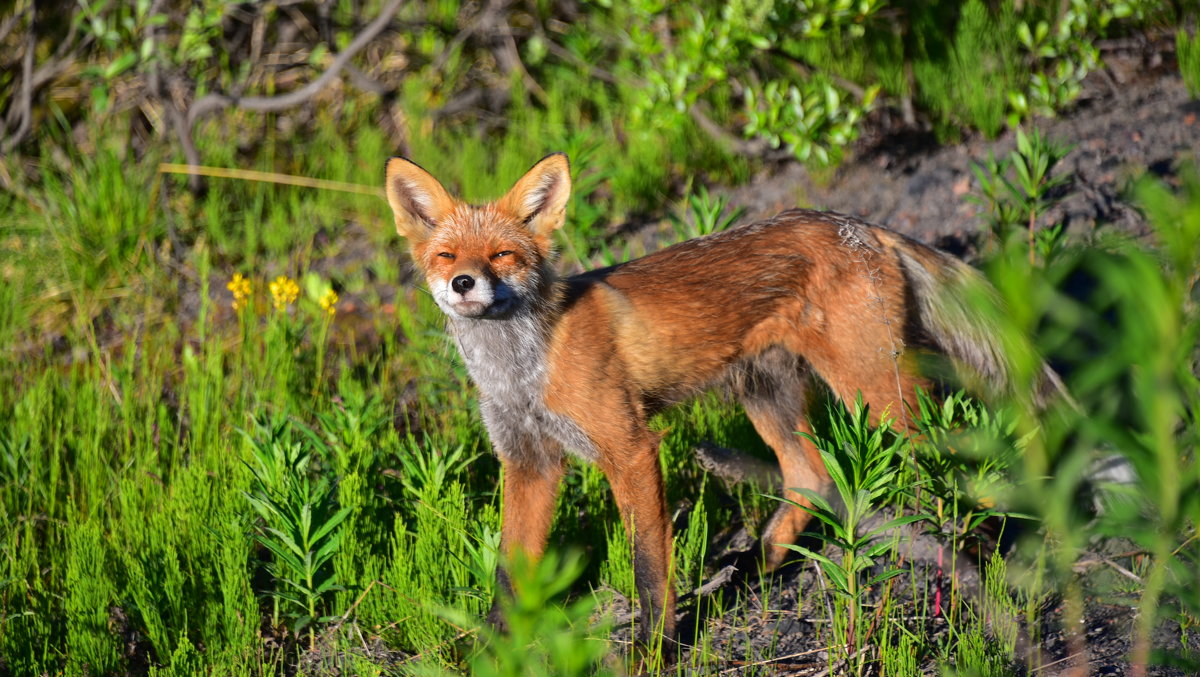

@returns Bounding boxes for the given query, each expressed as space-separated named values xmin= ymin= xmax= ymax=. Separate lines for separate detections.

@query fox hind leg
xmin=743 ymin=350 xmax=931 ymax=570
xmin=734 ymin=349 xmax=829 ymax=571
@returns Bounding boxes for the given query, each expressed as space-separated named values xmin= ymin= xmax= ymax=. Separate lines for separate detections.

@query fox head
xmin=384 ymin=153 xmax=571 ymax=320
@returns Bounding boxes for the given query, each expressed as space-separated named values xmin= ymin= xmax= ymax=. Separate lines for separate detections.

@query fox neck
xmin=445 ymin=268 xmax=563 ymax=393
xmin=446 ymin=273 xmax=592 ymax=464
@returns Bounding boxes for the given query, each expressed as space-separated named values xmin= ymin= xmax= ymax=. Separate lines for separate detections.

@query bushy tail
xmin=897 ymin=246 xmax=1072 ymax=410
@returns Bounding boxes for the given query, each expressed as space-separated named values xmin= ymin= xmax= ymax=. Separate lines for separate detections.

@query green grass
xmin=2 ymin=97 xmax=1199 ymax=676
xmin=1179 ymin=28 xmax=1200 ymax=98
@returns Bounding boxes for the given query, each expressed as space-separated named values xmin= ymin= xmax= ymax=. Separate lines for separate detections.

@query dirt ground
xmin=726 ymin=41 xmax=1199 ymax=256
xmin=630 ymin=40 xmax=1200 ymax=676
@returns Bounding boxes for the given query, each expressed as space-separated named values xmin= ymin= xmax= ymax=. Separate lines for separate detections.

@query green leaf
xmin=310 ymin=505 xmax=352 ymax=543
xmin=775 ymin=488 xmax=834 ymax=514
xmin=255 ymin=537 xmax=304 ymax=573
xmin=90 ymin=84 xmax=110 ymax=113
xmin=865 ymin=568 xmax=905 ymax=588
xmin=820 ymin=562 xmax=850 ymax=592
xmin=865 ymin=540 xmax=896 ymax=559
xmin=1017 ymin=22 xmax=1034 ymax=48
xmin=1015 ymin=129 xmax=1031 ymax=158
xmin=263 ymin=527 xmax=306 ymax=558
xmin=314 ymin=577 xmax=343 ymax=595
xmin=864 ymin=513 xmax=930 ymax=539
xmin=308 ymin=43 xmax=328 ymax=67
xmin=312 ymin=532 xmax=344 ymax=568
xmin=1007 ymin=90 xmax=1028 ymax=113
xmin=779 ymin=543 xmax=836 ymax=569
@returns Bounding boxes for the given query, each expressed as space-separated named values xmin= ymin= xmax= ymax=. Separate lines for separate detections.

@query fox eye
xmin=437 ymin=252 xmax=456 ymax=260
xmin=492 ymin=250 xmax=514 ymax=259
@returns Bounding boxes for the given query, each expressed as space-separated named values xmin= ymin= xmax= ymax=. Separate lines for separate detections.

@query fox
xmin=382 ymin=152 xmax=1061 ymax=651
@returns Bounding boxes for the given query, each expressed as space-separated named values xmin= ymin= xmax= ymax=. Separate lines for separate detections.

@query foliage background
xmin=1 ymin=1 xmax=1198 ymax=675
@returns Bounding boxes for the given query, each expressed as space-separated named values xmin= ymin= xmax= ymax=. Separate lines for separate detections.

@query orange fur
xmin=383 ymin=153 xmax=1035 ymax=651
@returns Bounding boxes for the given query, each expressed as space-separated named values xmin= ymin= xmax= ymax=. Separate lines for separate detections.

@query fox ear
xmin=499 ymin=153 xmax=571 ymax=237
xmin=384 ymin=157 xmax=457 ymax=242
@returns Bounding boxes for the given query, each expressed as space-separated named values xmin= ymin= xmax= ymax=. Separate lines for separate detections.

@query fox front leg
xmin=486 ymin=454 xmax=565 ymax=629
xmin=598 ymin=433 xmax=678 ymax=656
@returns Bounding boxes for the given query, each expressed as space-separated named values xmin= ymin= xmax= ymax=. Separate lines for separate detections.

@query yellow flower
xmin=319 ymin=289 xmax=339 ymax=316
xmin=227 ymin=273 xmax=252 ymax=311
xmin=269 ymin=275 xmax=300 ymax=311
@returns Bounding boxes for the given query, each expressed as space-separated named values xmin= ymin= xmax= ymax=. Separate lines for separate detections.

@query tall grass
xmin=1 ymin=96 xmax=1198 ymax=676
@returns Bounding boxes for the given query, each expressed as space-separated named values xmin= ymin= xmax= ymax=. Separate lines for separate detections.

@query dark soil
xmin=725 ymin=44 xmax=1199 ymax=258
xmin=639 ymin=516 xmax=1200 ymax=676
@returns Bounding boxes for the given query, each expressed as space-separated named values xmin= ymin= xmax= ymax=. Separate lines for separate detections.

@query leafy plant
xmin=969 ymin=128 xmax=1071 ymax=262
xmin=971 ymin=166 xmax=1200 ymax=675
xmin=913 ymin=390 xmax=1024 ymax=548
xmin=1008 ymin=0 xmax=1149 ymax=124
xmin=313 ymin=381 xmax=390 ymax=475
xmin=673 ymin=491 xmax=710 ymax=595
xmin=1093 ymin=171 xmax=1200 ymax=671
xmin=242 ymin=417 xmax=351 ymax=645
xmin=65 ymin=520 xmax=122 ymax=675
xmin=426 ymin=549 xmax=615 ymax=677
xmin=777 ymin=397 xmax=929 ymax=676
xmin=913 ymin=0 xmax=1022 ymax=139
xmin=670 ymin=186 xmax=747 ymax=242
xmin=393 ymin=435 xmax=478 ymax=501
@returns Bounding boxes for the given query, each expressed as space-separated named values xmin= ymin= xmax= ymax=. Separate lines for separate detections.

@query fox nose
xmin=451 ymin=275 xmax=475 ymax=295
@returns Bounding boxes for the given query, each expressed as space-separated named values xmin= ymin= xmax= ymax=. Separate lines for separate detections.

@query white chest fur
xmin=450 ymin=313 xmax=597 ymax=465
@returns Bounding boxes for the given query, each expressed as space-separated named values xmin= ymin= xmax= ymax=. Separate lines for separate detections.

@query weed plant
xmin=969 ymin=128 xmax=1072 ymax=262
xmin=669 ymin=187 xmax=747 ymax=242
xmin=779 ymin=398 xmax=929 ymax=676
xmin=242 ymin=417 xmax=352 ymax=644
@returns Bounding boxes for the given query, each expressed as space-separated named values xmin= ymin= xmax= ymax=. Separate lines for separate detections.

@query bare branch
xmin=314 ymin=0 xmax=395 ymax=97
xmin=694 ymin=441 xmax=781 ymax=488
xmin=1 ymin=9 xmax=36 ymax=154
xmin=165 ymin=87 xmax=204 ymax=191
xmin=187 ymin=0 xmax=404 ymax=128
xmin=688 ymin=103 xmax=793 ymax=161
xmin=4 ymin=8 xmax=81 ymax=138
xmin=344 ymin=64 xmax=394 ymax=96
xmin=432 ymin=0 xmax=506 ymax=73
xmin=433 ymin=86 xmax=509 ymax=120
xmin=677 ymin=564 xmax=737 ymax=603
xmin=499 ymin=28 xmax=547 ymax=104
xmin=0 ymin=5 xmax=27 ymax=45
xmin=139 ymin=0 xmax=205 ymax=191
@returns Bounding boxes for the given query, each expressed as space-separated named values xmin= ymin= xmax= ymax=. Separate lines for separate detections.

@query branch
xmin=688 ymin=103 xmax=792 ymax=161
xmin=498 ymin=27 xmax=547 ymax=104
xmin=140 ymin=0 xmax=205 ymax=192
xmin=766 ymin=47 xmax=867 ymax=102
xmin=693 ymin=441 xmax=781 ymax=488
xmin=4 ymin=8 xmax=80 ymax=142
xmin=1 ymin=9 xmax=35 ymax=154
xmin=432 ymin=0 xmax=504 ymax=73
xmin=186 ymin=0 xmax=404 ymax=128
xmin=0 ymin=6 xmax=26 ymax=45
xmin=345 ymin=64 xmax=394 ymax=97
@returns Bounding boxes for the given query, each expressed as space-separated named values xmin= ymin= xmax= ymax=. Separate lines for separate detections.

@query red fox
xmin=383 ymin=153 xmax=1058 ymax=650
